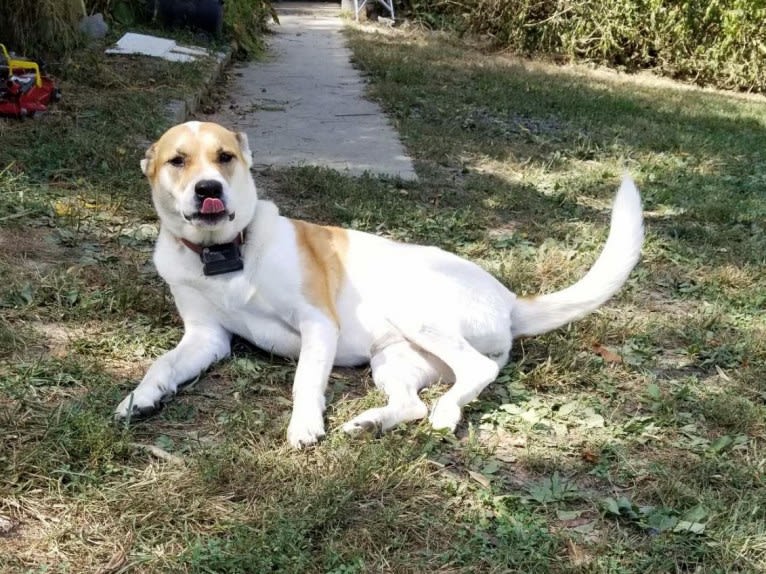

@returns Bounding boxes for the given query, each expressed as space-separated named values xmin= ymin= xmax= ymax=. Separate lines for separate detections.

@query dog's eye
xmin=168 ymin=156 xmax=185 ymax=167
xmin=218 ymin=151 xmax=235 ymax=164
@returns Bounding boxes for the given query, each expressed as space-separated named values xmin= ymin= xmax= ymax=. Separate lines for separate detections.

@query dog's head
xmin=141 ymin=121 xmax=257 ymax=242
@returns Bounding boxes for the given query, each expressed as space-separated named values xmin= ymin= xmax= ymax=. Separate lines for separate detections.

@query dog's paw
xmin=114 ymin=390 xmax=162 ymax=421
xmin=428 ymin=400 xmax=462 ymax=432
xmin=287 ymin=416 xmax=326 ymax=449
xmin=342 ymin=409 xmax=384 ymax=436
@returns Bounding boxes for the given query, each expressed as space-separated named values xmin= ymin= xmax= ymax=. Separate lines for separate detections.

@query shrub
xmin=399 ymin=0 xmax=766 ymax=92
xmin=222 ymin=0 xmax=278 ymax=57
xmin=0 ymin=0 xmax=84 ymax=56
xmin=0 ymin=0 xmax=275 ymax=59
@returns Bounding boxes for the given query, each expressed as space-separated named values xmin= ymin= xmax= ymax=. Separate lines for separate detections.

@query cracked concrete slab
xmin=201 ymin=2 xmax=417 ymax=180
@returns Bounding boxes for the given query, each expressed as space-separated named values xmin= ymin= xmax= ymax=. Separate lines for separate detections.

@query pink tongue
xmin=201 ymin=197 xmax=225 ymax=214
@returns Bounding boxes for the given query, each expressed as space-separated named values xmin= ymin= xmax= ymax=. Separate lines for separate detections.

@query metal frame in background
xmin=354 ymin=0 xmax=395 ymax=21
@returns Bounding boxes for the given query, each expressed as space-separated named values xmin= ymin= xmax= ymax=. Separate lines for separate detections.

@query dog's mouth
xmin=185 ymin=198 xmax=235 ymax=225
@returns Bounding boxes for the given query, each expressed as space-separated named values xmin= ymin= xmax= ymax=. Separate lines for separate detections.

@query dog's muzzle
xmin=186 ymin=179 xmax=235 ymax=224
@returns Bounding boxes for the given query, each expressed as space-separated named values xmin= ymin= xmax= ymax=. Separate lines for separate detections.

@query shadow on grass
xmin=345 ymin=29 xmax=766 ymax=261
xmin=346 ymin=30 xmax=766 ymax=174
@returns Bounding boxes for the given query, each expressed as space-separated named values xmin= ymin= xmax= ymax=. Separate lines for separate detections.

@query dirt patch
xmin=28 ymin=322 xmax=85 ymax=358
xmin=0 ymin=227 xmax=72 ymax=273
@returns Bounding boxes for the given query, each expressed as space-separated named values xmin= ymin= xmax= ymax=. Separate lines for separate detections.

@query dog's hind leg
xmin=342 ymin=341 xmax=448 ymax=435
xmin=397 ymin=326 xmax=509 ymax=432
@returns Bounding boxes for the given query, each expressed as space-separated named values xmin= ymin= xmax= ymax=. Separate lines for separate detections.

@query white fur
xmin=511 ymin=176 xmax=644 ymax=337
xmin=115 ymin=122 xmax=644 ymax=448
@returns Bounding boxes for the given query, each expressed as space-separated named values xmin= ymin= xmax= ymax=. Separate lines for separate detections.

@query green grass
xmin=1 ymin=22 xmax=765 ymax=574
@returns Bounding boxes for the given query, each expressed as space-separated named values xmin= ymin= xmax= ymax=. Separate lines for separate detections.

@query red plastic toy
xmin=0 ymin=43 xmax=61 ymax=118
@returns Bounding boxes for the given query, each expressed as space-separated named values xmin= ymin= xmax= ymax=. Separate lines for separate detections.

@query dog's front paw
xmin=428 ymin=399 xmax=462 ymax=432
xmin=114 ymin=388 xmax=163 ymax=421
xmin=287 ymin=413 xmax=326 ymax=449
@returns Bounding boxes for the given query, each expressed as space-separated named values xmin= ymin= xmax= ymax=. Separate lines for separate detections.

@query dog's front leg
xmin=115 ymin=323 xmax=231 ymax=420
xmin=286 ymin=314 xmax=338 ymax=448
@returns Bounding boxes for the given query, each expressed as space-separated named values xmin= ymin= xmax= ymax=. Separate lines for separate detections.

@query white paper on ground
xmin=106 ymin=32 xmax=208 ymax=62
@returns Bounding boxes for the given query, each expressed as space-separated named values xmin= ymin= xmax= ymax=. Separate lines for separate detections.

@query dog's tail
xmin=510 ymin=175 xmax=644 ymax=338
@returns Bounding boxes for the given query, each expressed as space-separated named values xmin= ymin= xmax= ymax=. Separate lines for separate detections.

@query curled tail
xmin=510 ymin=175 xmax=644 ymax=338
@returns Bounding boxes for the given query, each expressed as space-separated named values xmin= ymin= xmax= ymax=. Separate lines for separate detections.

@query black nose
xmin=195 ymin=180 xmax=223 ymax=199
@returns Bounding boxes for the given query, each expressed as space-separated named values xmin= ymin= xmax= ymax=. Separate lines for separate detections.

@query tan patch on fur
xmin=143 ymin=122 xmax=247 ymax=185
xmin=291 ymin=220 xmax=348 ymax=325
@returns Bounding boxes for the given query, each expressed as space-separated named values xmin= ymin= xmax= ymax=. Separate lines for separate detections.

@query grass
xmin=1 ymin=19 xmax=765 ymax=574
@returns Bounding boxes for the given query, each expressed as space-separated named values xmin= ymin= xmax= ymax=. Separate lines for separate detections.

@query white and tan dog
xmin=115 ymin=121 xmax=644 ymax=448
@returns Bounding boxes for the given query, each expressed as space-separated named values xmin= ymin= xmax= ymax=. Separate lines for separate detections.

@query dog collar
xmin=179 ymin=231 xmax=246 ymax=276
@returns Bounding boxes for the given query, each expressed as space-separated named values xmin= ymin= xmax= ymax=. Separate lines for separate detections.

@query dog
xmin=115 ymin=121 xmax=644 ymax=448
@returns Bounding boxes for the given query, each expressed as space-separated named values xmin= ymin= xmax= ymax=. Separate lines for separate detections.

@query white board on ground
xmin=106 ymin=33 xmax=208 ymax=63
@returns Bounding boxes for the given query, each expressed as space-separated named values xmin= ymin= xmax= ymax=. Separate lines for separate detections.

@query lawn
xmin=1 ymin=21 xmax=765 ymax=573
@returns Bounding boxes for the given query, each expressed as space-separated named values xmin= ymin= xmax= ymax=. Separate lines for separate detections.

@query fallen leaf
xmin=558 ymin=401 xmax=578 ymax=416
xmin=715 ymin=365 xmax=731 ymax=381
xmin=709 ymin=435 xmax=734 ymax=454
xmin=582 ymin=411 xmax=605 ymax=428
xmin=567 ymin=539 xmax=593 ymax=567
xmin=581 ymin=448 xmax=600 ymax=463
xmin=571 ymin=520 xmax=597 ymax=534
xmin=96 ymin=548 xmax=127 ymax=574
xmin=562 ymin=516 xmax=595 ymax=529
xmin=467 ymin=470 xmax=491 ymax=488
xmin=681 ymin=504 xmax=709 ymax=523
xmin=674 ymin=520 xmax=706 ymax=534
xmin=130 ymin=443 xmax=185 ymax=466
xmin=96 ymin=531 xmax=132 ymax=574
xmin=557 ymin=509 xmax=584 ymax=521
xmin=602 ymin=497 xmax=620 ymax=515
xmin=591 ymin=343 xmax=623 ymax=364
xmin=494 ymin=450 xmax=517 ymax=463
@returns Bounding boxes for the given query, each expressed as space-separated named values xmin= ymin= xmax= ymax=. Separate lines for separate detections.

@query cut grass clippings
xmin=1 ymin=20 xmax=765 ymax=574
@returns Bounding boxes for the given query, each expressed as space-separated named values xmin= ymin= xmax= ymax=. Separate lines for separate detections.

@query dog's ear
xmin=236 ymin=132 xmax=253 ymax=169
xmin=140 ymin=143 xmax=156 ymax=177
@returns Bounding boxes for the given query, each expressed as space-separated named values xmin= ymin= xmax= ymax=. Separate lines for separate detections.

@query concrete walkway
xmin=203 ymin=2 xmax=416 ymax=180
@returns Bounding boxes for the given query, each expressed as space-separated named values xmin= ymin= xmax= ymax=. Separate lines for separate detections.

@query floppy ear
xmin=236 ymin=132 xmax=253 ymax=169
xmin=140 ymin=143 xmax=156 ymax=177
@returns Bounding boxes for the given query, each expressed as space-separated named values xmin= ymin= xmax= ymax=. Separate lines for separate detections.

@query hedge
xmin=1 ymin=0 xmax=275 ymax=58
xmin=401 ymin=0 xmax=766 ymax=92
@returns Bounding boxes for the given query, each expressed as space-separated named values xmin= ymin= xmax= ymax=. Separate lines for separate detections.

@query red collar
xmin=179 ymin=230 xmax=246 ymax=255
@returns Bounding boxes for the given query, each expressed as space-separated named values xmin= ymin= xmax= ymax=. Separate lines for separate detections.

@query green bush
xmin=91 ymin=0 xmax=276 ymax=57
xmin=400 ymin=0 xmax=766 ymax=92
xmin=222 ymin=0 xmax=278 ymax=57
xmin=1 ymin=0 xmax=275 ymax=59
xmin=0 ymin=0 xmax=84 ymax=56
